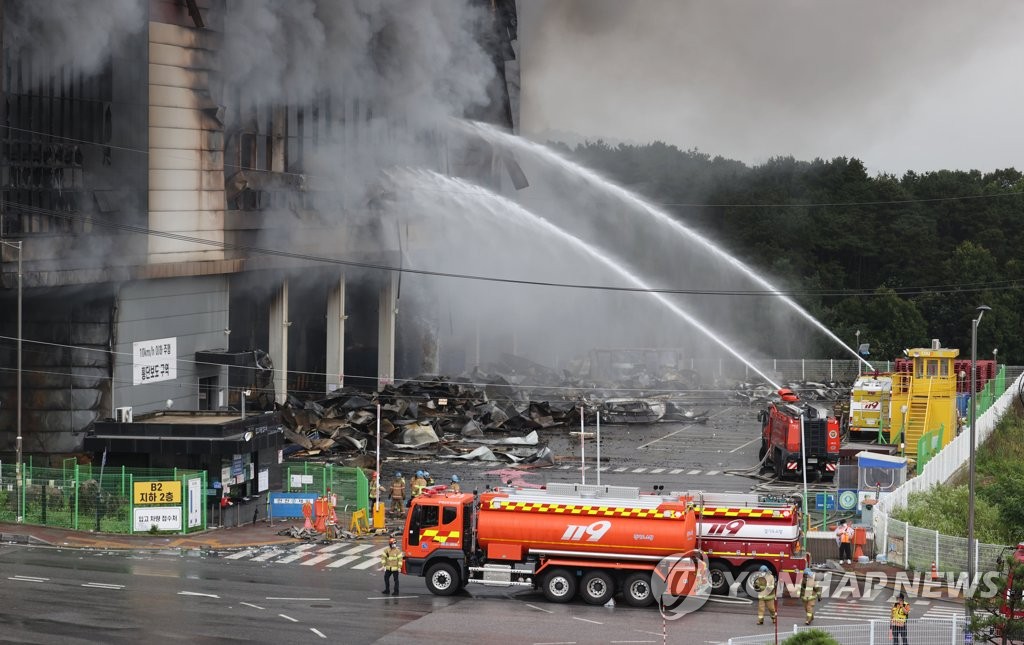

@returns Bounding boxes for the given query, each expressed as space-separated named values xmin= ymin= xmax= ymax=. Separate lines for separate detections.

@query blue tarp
xmin=856 ymin=450 xmax=907 ymax=470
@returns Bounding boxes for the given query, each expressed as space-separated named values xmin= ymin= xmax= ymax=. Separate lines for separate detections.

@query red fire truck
xmin=759 ymin=388 xmax=842 ymax=482
xmin=691 ymin=491 xmax=808 ymax=596
xmin=402 ymin=482 xmax=699 ymax=606
xmin=402 ymin=483 xmax=806 ymax=605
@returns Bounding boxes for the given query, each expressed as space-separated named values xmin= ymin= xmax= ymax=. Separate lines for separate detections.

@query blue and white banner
xmin=268 ymin=492 xmax=318 ymax=519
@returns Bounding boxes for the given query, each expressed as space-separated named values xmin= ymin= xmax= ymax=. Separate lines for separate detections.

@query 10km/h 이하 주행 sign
xmin=134 ymin=480 xmax=182 ymax=505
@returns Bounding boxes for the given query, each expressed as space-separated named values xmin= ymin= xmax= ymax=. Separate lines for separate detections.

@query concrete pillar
xmin=269 ymin=280 xmax=290 ymax=404
xmin=326 ymin=275 xmax=346 ymax=393
xmin=377 ymin=272 xmax=397 ymax=391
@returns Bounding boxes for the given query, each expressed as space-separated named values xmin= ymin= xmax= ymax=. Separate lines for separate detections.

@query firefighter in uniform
xmin=389 ymin=472 xmax=406 ymax=515
xmin=379 ymin=538 xmax=404 ymax=596
xmin=755 ymin=565 xmax=777 ymax=625
xmin=369 ymin=471 xmax=378 ymax=508
xmin=890 ymin=592 xmax=910 ymax=645
xmin=800 ymin=568 xmax=821 ymax=624
xmin=424 ymin=471 xmax=434 ymax=487
xmin=449 ymin=475 xmax=461 ymax=493
xmin=410 ymin=471 xmax=427 ymax=498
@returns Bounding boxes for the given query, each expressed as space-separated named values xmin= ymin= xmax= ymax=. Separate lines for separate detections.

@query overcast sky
xmin=518 ymin=0 xmax=1024 ymax=176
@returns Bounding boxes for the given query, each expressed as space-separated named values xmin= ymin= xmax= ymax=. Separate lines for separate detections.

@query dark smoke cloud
xmin=5 ymin=0 xmax=146 ymax=78
xmin=519 ymin=0 xmax=1024 ymax=173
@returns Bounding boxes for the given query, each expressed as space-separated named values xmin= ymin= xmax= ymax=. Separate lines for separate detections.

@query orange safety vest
xmin=838 ymin=526 xmax=853 ymax=543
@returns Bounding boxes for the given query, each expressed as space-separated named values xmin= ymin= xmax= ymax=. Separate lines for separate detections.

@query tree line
xmin=554 ymin=140 xmax=1024 ymax=364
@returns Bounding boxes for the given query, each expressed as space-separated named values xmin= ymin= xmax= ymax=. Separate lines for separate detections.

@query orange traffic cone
xmin=930 ymin=561 xmax=939 ymax=581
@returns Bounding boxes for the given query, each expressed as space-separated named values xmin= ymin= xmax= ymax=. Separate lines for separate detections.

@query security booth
xmin=856 ymin=450 xmax=907 ymax=524
xmin=85 ymin=409 xmax=285 ymax=515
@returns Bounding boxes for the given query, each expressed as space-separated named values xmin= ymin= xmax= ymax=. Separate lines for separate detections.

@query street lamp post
xmin=855 ymin=330 xmax=861 ymax=375
xmin=968 ymin=304 xmax=991 ymax=595
xmin=1 ymin=239 xmax=22 ymax=522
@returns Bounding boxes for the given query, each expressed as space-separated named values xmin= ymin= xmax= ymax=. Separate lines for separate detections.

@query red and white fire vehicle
xmin=402 ymin=484 xmax=806 ymax=605
xmin=759 ymin=388 xmax=842 ymax=482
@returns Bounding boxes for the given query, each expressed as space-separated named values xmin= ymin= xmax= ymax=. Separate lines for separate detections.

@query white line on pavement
xmin=310 ymin=628 xmax=327 ymax=638
xmin=277 ymin=551 xmax=316 ymax=564
xmin=251 ymin=549 xmax=284 ymax=562
xmin=525 ymin=603 xmax=553 ymax=613
xmin=613 ymin=467 xmax=628 ymax=472
xmin=669 ymin=468 xmax=683 ymax=474
xmin=266 ymin=597 xmax=330 ymax=601
xmin=318 ymin=544 xmax=345 ymax=553
xmin=706 ymin=470 xmax=720 ymax=476
xmin=279 ymin=614 xmax=298 ymax=623
xmin=300 ymin=554 xmax=336 ymax=566
xmin=687 ymin=469 xmax=701 ymax=475
xmin=572 ymin=617 xmax=602 ymax=625
xmin=367 ymin=596 xmax=417 ymax=600
xmin=729 ymin=436 xmax=761 ymax=453
xmin=240 ymin=602 xmax=265 ymax=610
xmin=326 ymin=555 xmax=362 ymax=569
xmin=9 ymin=576 xmax=49 ymax=582
xmin=650 ymin=468 xmax=665 ymax=474
xmin=224 ymin=549 xmax=257 ymax=560
xmin=81 ymin=583 xmax=124 ymax=589
xmin=339 ymin=544 xmax=374 ymax=556
xmin=631 ymin=468 xmax=646 ymax=473
xmin=352 ymin=557 xmax=379 ymax=570
xmin=178 ymin=591 xmax=219 ymax=598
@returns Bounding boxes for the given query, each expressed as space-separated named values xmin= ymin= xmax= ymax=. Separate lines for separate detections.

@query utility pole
xmin=1 ymin=239 xmax=22 ymax=522
xmin=968 ymin=304 xmax=991 ymax=610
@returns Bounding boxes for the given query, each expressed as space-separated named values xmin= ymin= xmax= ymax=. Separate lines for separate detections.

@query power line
xmin=6 ymin=123 xmax=1024 ymax=209
xmin=5 ymin=201 xmax=1023 ymax=298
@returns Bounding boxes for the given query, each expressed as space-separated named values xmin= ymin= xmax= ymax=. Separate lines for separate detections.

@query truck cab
xmin=759 ymin=388 xmax=841 ymax=481
xmin=402 ymin=488 xmax=474 ymax=595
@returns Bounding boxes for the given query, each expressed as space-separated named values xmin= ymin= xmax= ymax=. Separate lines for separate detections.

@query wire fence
xmin=0 ymin=462 xmax=207 ymax=534
xmin=727 ymin=616 xmax=969 ymax=644
xmin=879 ymin=516 xmax=1008 ymax=575
xmin=283 ymin=463 xmax=369 ymax=516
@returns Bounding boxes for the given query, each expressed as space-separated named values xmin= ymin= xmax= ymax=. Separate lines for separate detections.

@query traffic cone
xmin=930 ymin=561 xmax=939 ymax=582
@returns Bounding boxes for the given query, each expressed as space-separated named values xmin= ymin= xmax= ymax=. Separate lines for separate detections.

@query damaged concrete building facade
xmin=0 ymin=0 xmax=520 ymax=459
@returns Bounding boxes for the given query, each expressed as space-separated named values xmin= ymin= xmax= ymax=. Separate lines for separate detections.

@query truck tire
xmin=708 ymin=561 xmax=733 ymax=596
xmin=542 ymin=568 xmax=577 ymax=603
xmin=579 ymin=570 xmax=614 ymax=605
xmin=741 ymin=562 xmax=773 ymax=599
xmin=621 ymin=571 xmax=654 ymax=607
xmin=425 ymin=562 xmax=460 ymax=596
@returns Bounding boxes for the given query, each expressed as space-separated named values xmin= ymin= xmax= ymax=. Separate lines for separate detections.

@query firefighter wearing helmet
xmin=389 ymin=471 xmax=406 ymax=515
xmin=449 ymin=474 xmax=461 ymax=493
xmin=410 ymin=471 xmax=427 ymax=498
xmin=754 ymin=564 xmax=777 ymax=625
xmin=379 ymin=537 xmax=404 ymax=596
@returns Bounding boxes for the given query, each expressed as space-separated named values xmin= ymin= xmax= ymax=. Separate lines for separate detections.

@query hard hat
xmin=389 ymin=537 xmax=397 ymax=544
xmin=416 ymin=470 xmax=424 ymax=477
xmin=424 ymin=471 xmax=431 ymax=477
xmin=804 ymin=568 xmax=813 ymax=576
xmin=395 ymin=471 xmax=402 ymax=477
xmin=759 ymin=565 xmax=769 ymax=573
xmin=451 ymin=475 xmax=460 ymax=483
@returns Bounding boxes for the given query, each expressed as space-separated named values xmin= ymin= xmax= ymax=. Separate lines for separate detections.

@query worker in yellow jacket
xmin=754 ymin=565 xmax=777 ymax=625
xmin=380 ymin=538 xmax=404 ymax=596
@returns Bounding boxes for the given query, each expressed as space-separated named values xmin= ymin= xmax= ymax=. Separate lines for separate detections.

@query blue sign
xmin=815 ymin=493 xmax=837 ymax=510
xmin=268 ymin=492 xmax=318 ymax=519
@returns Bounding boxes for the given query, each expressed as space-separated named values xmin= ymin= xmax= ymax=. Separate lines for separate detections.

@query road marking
xmin=279 ymin=614 xmax=298 ymax=623
xmin=266 ymin=597 xmax=331 ymax=601
xmin=687 ymin=469 xmax=701 ymax=475
xmin=613 ymin=467 xmax=628 ymax=472
xmin=338 ymin=544 xmax=374 ymax=556
xmin=611 ymin=641 xmax=655 ymax=644
xmin=318 ymin=544 xmax=345 ymax=553
xmin=326 ymin=555 xmax=363 ymax=568
xmin=8 ymin=576 xmax=49 ymax=583
xmin=290 ymin=544 xmax=318 ymax=553
xmin=706 ymin=470 xmax=721 ymax=476
xmin=669 ymin=468 xmax=683 ymax=474
xmin=572 ymin=617 xmax=603 ymax=625
xmin=352 ymin=557 xmax=380 ymax=570
xmin=301 ymin=554 xmax=336 ymax=566
xmin=650 ymin=468 xmax=665 ymax=474
xmin=225 ymin=549 xmax=258 ymax=560
xmin=179 ymin=591 xmax=220 ymax=598
xmin=310 ymin=628 xmax=327 ymax=638
xmin=368 ymin=547 xmax=388 ymax=557
xmin=637 ymin=409 xmax=732 ymax=449
xmin=251 ymin=549 xmax=285 ymax=562
xmin=240 ymin=602 xmax=265 ymax=610
xmin=532 ymin=642 xmax=576 ymax=645
xmin=525 ymin=603 xmax=553 ymax=613
xmin=558 ymin=465 xmax=571 ymax=470
xmin=367 ymin=595 xmax=417 ymax=600
xmin=81 ymin=583 xmax=124 ymax=590
xmin=631 ymin=468 xmax=646 ymax=473
xmin=278 ymin=550 xmax=317 ymax=564
xmin=729 ymin=436 xmax=761 ymax=453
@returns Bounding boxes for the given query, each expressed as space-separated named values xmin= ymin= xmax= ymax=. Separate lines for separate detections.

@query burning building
xmin=0 ymin=0 xmax=520 ymax=460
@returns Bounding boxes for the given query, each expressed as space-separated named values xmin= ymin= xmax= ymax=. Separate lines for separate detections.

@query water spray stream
xmin=461 ymin=120 xmax=873 ymax=371
xmin=397 ymin=169 xmax=782 ymax=390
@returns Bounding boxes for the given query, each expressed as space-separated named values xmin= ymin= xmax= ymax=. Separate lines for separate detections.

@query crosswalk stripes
xmin=277 ymin=544 xmax=318 ymax=564
xmin=224 ymin=548 xmax=258 ymax=560
xmin=251 ymin=548 xmax=285 ymax=562
xmin=650 ymin=468 xmax=665 ymax=474
xmin=669 ymin=468 xmax=683 ymax=474
xmin=613 ymin=467 xmax=628 ymax=472
xmin=687 ymin=469 xmax=701 ymax=475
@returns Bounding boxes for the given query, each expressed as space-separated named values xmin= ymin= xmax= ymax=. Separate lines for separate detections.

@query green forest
xmin=554 ymin=140 xmax=1024 ymax=364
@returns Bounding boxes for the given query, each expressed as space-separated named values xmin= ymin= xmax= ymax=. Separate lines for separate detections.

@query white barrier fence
xmin=727 ymin=617 xmax=969 ymax=645
xmin=872 ymin=372 xmax=1024 ymax=562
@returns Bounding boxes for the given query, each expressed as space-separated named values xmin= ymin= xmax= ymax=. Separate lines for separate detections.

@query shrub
xmin=780 ymin=629 xmax=841 ymax=645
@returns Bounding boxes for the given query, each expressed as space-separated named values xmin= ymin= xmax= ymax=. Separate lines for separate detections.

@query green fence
xmin=283 ymin=463 xmax=368 ymax=516
xmin=916 ymin=425 xmax=945 ymax=475
xmin=971 ymin=364 xmax=1007 ymax=423
xmin=0 ymin=463 xmax=206 ymax=534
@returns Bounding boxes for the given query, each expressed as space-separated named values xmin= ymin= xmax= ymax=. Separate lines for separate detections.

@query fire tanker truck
xmin=402 ymin=483 xmax=806 ymax=605
xmin=759 ymin=388 xmax=841 ymax=482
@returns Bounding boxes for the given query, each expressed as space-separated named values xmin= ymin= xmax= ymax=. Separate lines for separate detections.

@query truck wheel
xmin=425 ymin=562 xmax=460 ymax=596
xmin=542 ymin=568 xmax=577 ymax=603
xmin=579 ymin=570 xmax=614 ymax=605
xmin=741 ymin=563 xmax=773 ymax=599
xmin=708 ymin=561 xmax=733 ymax=595
xmin=621 ymin=571 xmax=654 ymax=607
